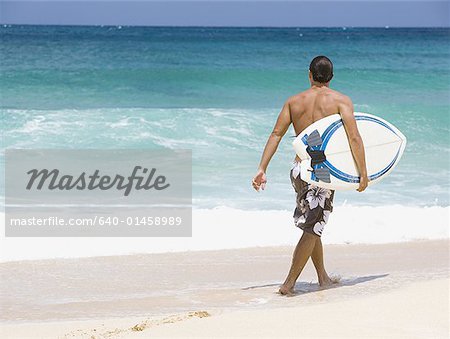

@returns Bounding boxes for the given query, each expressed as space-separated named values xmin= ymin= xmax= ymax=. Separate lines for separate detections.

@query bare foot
xmin=319 ymin=274 xmax=341 ymax=288
xmin=278 ymin=285 xmax=295 ymax=296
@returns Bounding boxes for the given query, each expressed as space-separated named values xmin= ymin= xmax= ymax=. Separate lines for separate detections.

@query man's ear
xmin=325 ymin=74 xmax=333 ymax=86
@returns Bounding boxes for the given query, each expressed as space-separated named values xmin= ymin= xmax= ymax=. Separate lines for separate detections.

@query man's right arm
xmin=339 ymin=96 xmax=369 ymax=192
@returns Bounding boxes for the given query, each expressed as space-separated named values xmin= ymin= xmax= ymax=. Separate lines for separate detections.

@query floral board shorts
xmin=290 ymin=161 xmax=335 ymax=237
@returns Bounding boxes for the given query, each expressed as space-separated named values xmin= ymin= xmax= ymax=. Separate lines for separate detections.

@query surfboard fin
xmin=305 ymin=129 xmax=330 ymax=183
xmin=313 ymin=167 xmax=331 ymax=183
xmin=306 ymin=129 xmax=327 ymax=165
xmin=306 ymin=129 xmax=323 ymax=147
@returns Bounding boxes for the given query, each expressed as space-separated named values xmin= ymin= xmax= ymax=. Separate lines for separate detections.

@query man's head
xmin=309 ymin=56 xmax=333 ymax=84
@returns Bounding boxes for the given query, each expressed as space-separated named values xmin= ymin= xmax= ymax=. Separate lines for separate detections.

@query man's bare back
xmin=288 ymin=86 xmax=354 ymax=163
xmin=289 ymin=86 xmax=350 ymax=135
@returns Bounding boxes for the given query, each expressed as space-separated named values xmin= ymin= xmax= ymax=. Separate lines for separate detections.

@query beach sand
xmin=1 ymin=240 xmax=449 ymax=338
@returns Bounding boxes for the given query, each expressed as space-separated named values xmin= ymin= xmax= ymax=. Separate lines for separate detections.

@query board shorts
xmin=290 ymin=161 xmax=335 ymax=237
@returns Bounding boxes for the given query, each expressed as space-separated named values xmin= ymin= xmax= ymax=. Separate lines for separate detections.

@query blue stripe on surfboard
xmin=321 ymin=147 xmax=401 ymax=183
xmin=308 ymin=114 xmax=401 ymax=184
xmin=321 ymin=115 xmax=399 ymax=151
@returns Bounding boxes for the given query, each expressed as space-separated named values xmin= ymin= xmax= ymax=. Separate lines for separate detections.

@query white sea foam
xmin=0 ymin=205 xmax=448 ymax=262
xmin=108 ymin=117 xmax=131 ymax=128
xmin=2 ymin=107 xmax=449 ymax=207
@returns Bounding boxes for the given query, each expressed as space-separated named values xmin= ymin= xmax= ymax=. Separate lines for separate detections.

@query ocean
xmin=0 ymin=26 xmax=449 ymax=260
xmin=1 ymin=25 xmax=449 ymax=209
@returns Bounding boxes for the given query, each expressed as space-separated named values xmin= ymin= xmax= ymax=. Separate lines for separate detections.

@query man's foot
xmin=278 ymin=284 xmax=295 ymax=296
xmin=318 ymin=274 xmax=341 ymax=288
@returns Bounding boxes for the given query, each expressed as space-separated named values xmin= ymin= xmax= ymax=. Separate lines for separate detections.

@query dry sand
xmin=1 ymin=240 xmax=449 ymax=338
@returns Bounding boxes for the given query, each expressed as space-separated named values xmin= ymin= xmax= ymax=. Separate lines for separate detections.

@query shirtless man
xmin=252 ymin=56 xmax=368 ymax=295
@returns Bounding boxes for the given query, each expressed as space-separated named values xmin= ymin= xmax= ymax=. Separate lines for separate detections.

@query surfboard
xmin=292 ymin=112 xmax=406 ymax=190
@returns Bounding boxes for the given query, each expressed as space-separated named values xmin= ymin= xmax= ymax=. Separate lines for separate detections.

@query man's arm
xmin=252 ymin=100 xmax=292 ymax=191
xmin=339 ymin=96 xmax=369 ymax=192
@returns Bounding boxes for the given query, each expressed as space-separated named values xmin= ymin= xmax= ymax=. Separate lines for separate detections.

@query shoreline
xmin=1 ymin=240 xmax=449 ymax=338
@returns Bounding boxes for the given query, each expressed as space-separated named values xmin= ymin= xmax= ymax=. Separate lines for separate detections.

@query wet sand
xmin=0 ymin=240 xmax=449 ymax=338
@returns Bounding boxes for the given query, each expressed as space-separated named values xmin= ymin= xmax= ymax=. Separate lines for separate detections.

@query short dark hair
xmin=309 ymin=56 xmax=333 ymax=83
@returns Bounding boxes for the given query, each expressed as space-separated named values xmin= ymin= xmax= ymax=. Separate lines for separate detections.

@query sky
xmin=0 ymin=1 xmax=449 ymax=27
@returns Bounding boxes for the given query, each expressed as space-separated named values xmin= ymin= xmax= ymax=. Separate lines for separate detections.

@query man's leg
xmin=279 ymin=231 xmax=317 ymax=295
xmin=310 ymin=237 xmax=333 ymax=287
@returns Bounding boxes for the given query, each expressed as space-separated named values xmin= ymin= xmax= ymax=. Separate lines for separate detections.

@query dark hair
xmin=309 ymin=56 xmax=333 ymax=83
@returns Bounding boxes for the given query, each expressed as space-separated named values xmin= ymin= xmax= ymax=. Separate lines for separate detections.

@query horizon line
xmin=2 ymin=23 xmax=449 ymax=28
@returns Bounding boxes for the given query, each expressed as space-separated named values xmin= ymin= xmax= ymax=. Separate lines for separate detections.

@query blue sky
xmin=0 ymin=1 xmax=449 ymax=27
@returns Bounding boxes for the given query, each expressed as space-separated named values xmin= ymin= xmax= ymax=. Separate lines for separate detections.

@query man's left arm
xmin=252 ymin=100 xmax=292 ymax=191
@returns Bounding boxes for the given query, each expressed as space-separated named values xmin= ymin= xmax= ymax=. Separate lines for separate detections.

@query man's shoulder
xmin=285 ymin=90 xmax=310 ymax=104
xmin=328 ymin=88 xmax=352 ymax=103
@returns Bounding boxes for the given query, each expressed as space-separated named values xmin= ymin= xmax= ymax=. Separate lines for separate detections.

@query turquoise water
xmin=1 ymin=26 xmax=449 ymax=208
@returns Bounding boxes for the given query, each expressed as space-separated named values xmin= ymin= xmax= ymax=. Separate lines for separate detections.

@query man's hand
xmin=252 ymin=169 xmax=267 ymax=191
xmin=357 ymin=175 xmax=369 ymax=192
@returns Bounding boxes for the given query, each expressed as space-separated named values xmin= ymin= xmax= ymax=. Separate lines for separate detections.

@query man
xmin=252 ymin=56 xmax=368 ymax=296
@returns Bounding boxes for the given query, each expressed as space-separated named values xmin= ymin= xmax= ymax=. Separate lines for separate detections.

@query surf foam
xmin=0 ymin=205 xmax=448 ymax=262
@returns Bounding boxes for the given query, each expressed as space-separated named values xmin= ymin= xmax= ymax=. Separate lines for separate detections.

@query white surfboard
xmin=292 ymin=112 xmax=406 ymax=190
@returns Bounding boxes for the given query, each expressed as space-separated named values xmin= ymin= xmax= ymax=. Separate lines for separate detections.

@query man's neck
xmin=310 ymin=81 xmax=329 ymax=88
